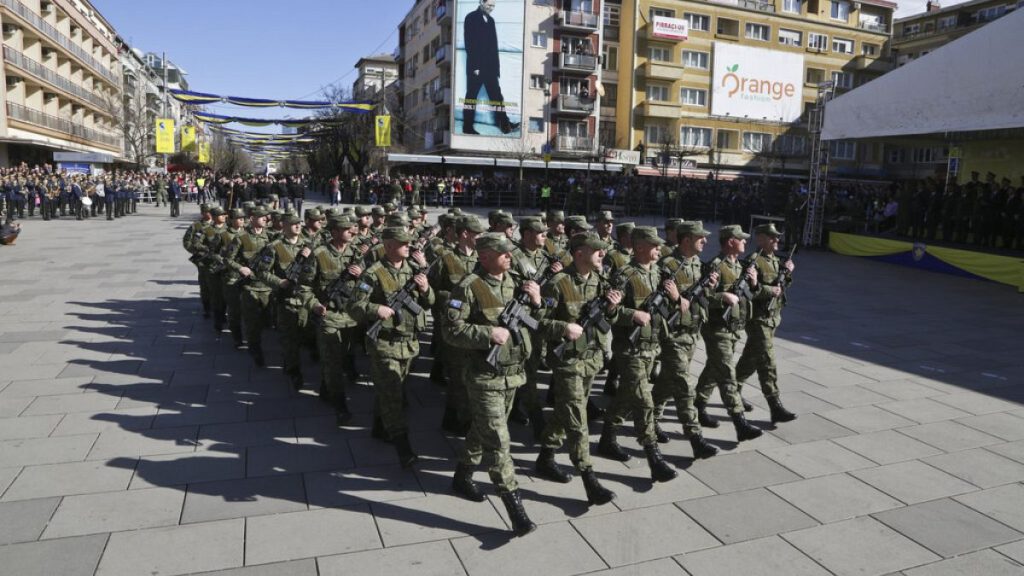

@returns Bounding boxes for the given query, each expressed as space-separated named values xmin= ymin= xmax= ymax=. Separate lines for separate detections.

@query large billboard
xmin=711 ymin=42 xmax=804 ymax=123
xmin=451 ymin=0 xmax=525 ymax=148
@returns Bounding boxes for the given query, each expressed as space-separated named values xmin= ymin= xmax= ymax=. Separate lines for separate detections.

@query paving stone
xmin=0 ymin=434 xmax=97 ymax=467
xmin=874 ymin=498 xmax=1021 ymax=557
xmin=0 ymin=377 xmax=95 ymax=398
xmin=760 ymin=390 xmax=840 ymax=415
xmin=687 ymin=450 xmax=802 ymax=493
xmin=0 ymin=497 xmax=60 ymax=544
xmin=42 ymin=486 xmax=184 ymax=539
xmin=2 ymin=459 xmax=136 ymax=501
xmin=833 ymin=429 xmax=944 ymax=465
xmin=783 ymin=516 xmax=939 ymax=576
xmin=924 ymin=448 xmax=1024 ymax=489
xmin=956 ymin=483 xmax=1024 ymax=532
xmin=0 ymin=533 xmax=107 ymax=576
xmin=453 ymin=520 xmax=607 ymax=576
xmin=372 ymin=493 xmax=506 ymax=547
xmin=0 ymin=466 xmax=19 ymax=496
xmin=96 ymin=518 xmax=244 ymax=576
xmin=21 ymin=392 xmax=120 ymax=416
xmin=957 ymin=413 xmax=1024 ymax=441
xmin=244 ymin=506 xmax=381 ymax=565
xmin=858 ymin=379 xmax=945 ymax=401
xmin=903 ymin=550 xmax=1024 ymax=576
xmin=851 ymin=461 xmax=977 ymax=505
xmin=180 ymin=474 xmax=308 ymax=524
xmin=153 ymin=401 xmax=249 ymax=428
xmin=761 ymin=439 xmax=876 ymax=478
xmin=792 ymin=368 xmax=877 ymax=388
xmin=0 ymin=414 xmax=62 ymax=440
xmin=678 ymin=487 xmax=818 ymax=544
xmin=819 ymin=405 xmax=917 ymax=433
xmin=590 ymin=459 xmax=715 ymax=511
xmin=804 ymin=385 xmax=893 ymax=408
xmin=769 ymin=473 xmax=903 ymax=523
xmin=680 ymin=535 xmax=831 ymax=576
xmin=306 ymin=464 xmax=425 ymax=508
xmin=317 ymin=540 xmax=466 ymax=576
xmin=246 ymin=441 xmax=354 ymax=477
xmin=87 ymin=425 xmax=199 ymax=460
xmin=879 ymin=398 xmax=974 ymax=424
xmin=192 ymin=559 xmax=319 ymax=576
xmin=898 ymin=420 xmax=1004 ymax=452
xmin=767 ymin=413 xmax=856 ymax=444
xmin=580 ymin=558 xmax=686 ymax=576
xmin=0 ymin=396 xmax=32 ymax=417
xmin=198 ymin=418 xmax=296 ymax=449
xmin=931 ymin=392 xmax=1021 ymax=416
xmin=573 ymin=504 xmax=719 ymax=567
xmin=131 ymin=448 xmax=247 ymax=489
xmin=997 ymin=539 xmax=1024 ymax=565
xmin=988 ymin=440 xmax=1024 ymax=464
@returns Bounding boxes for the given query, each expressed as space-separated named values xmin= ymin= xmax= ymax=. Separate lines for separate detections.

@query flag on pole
xmin=198 ymin=142 xmax=210 ymax=164
xmin=181 ymin=126 xmax=196 ymax=152
xmin=155 ymin=119 xmax=175 ymax=154
xmin=375 ymin=115 xmax=391 ymax=148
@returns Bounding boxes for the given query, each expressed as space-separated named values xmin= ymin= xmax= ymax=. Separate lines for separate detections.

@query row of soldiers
xmin=183 ymin=201 xmax=798 ymax=537
xmin=2 ymin=172 xmax=151 ymax=221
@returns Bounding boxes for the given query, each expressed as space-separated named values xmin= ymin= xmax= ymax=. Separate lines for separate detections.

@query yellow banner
xmin=181 ymin=125 xmax=196 ymax=152
xmin=198 ymin=142 xmax=210 ymax=164
xmin=155 ymin=118 xmax=175 ymax=154
xmin=375 ymin=115 xmax=391 ymax=148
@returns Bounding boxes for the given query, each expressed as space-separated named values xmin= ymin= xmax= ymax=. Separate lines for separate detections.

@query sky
xmin=94 ymin=0 xmax=411 ymax=130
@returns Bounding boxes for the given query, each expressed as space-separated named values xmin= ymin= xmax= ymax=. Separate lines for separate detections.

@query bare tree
xmin=305 ymin=85 xmax=403 ymax=181
xmin=102 ymin=90 xmax=155 ymax=169
xmin=501 ymin=137 xmax=540 ymax=214
xmin=210 ymin=132 xmax=253 ymax=175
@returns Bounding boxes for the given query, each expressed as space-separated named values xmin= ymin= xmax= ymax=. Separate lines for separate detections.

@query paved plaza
xmin=1 ymin=202 xmax=1024 ymax=576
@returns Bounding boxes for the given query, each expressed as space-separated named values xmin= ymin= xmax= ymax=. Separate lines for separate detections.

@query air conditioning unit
xmin=6 ymin=76 xmax=23 ymax=89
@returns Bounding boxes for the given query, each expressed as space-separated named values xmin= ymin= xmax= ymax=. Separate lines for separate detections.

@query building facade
xmin=0 ymin=0 xmax=122 ymax=166
xmin=352 ymin=54 xmax=399 ymax=101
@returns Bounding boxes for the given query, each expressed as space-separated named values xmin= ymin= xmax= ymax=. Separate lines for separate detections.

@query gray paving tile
xmin=783 ymin=516 xmax=940 ymax=576
xmin=924 ymin=448 xmax=1024 ymax=489
xmin=192 ymin=559 xmax=318 ymax=576
xmin=793 ymin=368 xmax=877 ymax=388
xmin=50 ymin=406 xmax=157 ymax=436
xmin=932 ymin=392 xmax=1021 ymax=416
xmin=2 ymin=459 xmax=135 ymax=501
xmin=0 ymin=414 xmax=62 ymax=441
xmin=688 ymin=451 xmax=802 ymax=494
xmin=680 ymin=535 xmax=831 ymax=576
xmin=767 ymin=413 xmax=857 ymax=444
xmin=804 ymin=385 xmax=893 ymax=408
xmin=833 ymin=430 xmax=944 ymax=465
xmin=372 ymin=493 xmax=506 ymax=547
xmin=42 ymin=486 xmax=184 ymax=539
xmin=306 ymin=464 xmax=425 ymax=508
xmin=0 ymin=396 xmax=32 ymax=417
xmin=761 ymin=440 xmax=877 ymax=478
xmin=580 ymin=558 xmax=686 ymax=576
xmin=956 ymin=483 xmax=1024 ymax=532
xmin=198 ymin=418 xmax=296 ymax=449
xmin=769 ymin=473 xmax=904 ymax=523
xmin=573 ymin=504 xmax=719 ymax=567
xmin=0 ymin=377 xmax=95 ymax=398
xmin=678 ymin=487 xmax=818 ymax=544
xmin=957 ymin=413 xmax=1024 ymax=441
xmin=997 ymin=539 xmax=1024 ymax=565
xmin=180 ymin=474 xmax=307 ymax=524
xmin=0 ymin=497 xmax=60 ymax=544
xmin=96 ymin=518 xmax=244 ymax=576
xmin=819 ymin=405 xmax=917 ymax=433
xmin=244 ymin=506 xmax=381 ymax=565
xmin=317 ymin=540 xmax=466 ymax=576
xmin=0 ymin=533 xmax=107 ymax=576
xmin=874 ymin=498 xmax=1021 ymax=557
xmin=879 ymin=398 xmax=974 ymax=424
xmin=0 ymin=466 xmax=19 ymax=496
xmin=898 ymin=420 xmax=1004 ymax=452
xmin=591 ymin=460 xmax=716 ymax=511
xmin=245 ymin=441 xmax=355 ymax=477
xmin=131 ymin=448 xmax=247 ymax=489
xmin=87 ymin=425 xmax=199 ymax=460
xmin=851 ymin=461 xmax=978 ymax=505
xmin=988 ymin=440 xmax=1024 ymax=464
xmin=153 ymin=401 xmax=249 ymax=428
xmin=452 ymin=520 xmax=607 ymax=576
xmin=21 ymin=392 xmax=121 ymax=416
xmin=0 ymin=434 xmax=96 ymax=467
xmin=904 ymin=550 xmax=1024 ymax=575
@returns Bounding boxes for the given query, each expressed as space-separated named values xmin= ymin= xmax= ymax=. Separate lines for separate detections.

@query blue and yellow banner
xmin=829 ymin=232 xmax=1024 ymax=292
xmin=169 ymin=89 xmax=374 ymax=111
xmin=155 ymin=118 xmax=175 ymax=154
xmin=198 ymin=142 xmax=210 ymax=164
xmin=181 ymin=125 xmax=196 ymax=152
xmin=375 ymin=115 xmax=391 ymax=147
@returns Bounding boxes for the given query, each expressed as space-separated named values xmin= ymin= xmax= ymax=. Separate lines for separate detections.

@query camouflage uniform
xmin=217 ymin=214 xmax=246 ymax=345
xmin=256 ymin=234 xmax=312 ymax=384
xmin=510 ymin=236 xmax=553 ymax=421
xmin=199 ymin=217 xmax=228 ymax=329
xmin=183 ymin=211 xmax=212 ymax=317
xmin=232 ymin=226 xmax=273 ymax=362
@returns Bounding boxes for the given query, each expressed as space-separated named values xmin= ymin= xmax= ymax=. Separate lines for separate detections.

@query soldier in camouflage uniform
xmin=659 ymin=218 xmax=682 ymax=259
xmin=597 ymin=226 xmax=678 ymax=483
xmin=733 ymin=223 xmax=797 ymax=424
xmin=183 ymin=204 xmax=213 ymax=318
xmin=545 ymin=210 xmax=569 ymax=257
xmin=448 ymin=233 xmax=542 ymax=537
xmin=535 ymin=232 xmax=620 ymax=505
xmin=301 ymin=208 xmax=325 ymax=249
xmin=600 ymin=221 xmax=635 ymax=396
xmin=200 ymin=207 xmax=229 ymax=331
xmin=348 ymin=227 xmax=434 ymax=467
xmin=595 ymin=210 xmax=615 ymax=245
xmin=230 ymin=207 xmax=274 ymax=364
xmin=693 ymin=225 xmax=765 ymax=442
xmin=216 ymin=208 xmax=248 ymax=347
xmin=651 ymin=221 xmax=719 ymax=459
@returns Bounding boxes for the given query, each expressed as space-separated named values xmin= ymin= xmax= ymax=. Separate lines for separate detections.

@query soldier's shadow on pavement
xmin=57 ymin=296 xmax=530 ymax=550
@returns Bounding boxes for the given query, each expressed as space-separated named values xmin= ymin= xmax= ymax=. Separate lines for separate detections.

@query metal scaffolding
xmin=803 ymin=81 xmax=835 ymax=247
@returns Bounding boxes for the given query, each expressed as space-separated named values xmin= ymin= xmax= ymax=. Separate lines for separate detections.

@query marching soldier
xmin=231 ymin=207 xmax=274 ymax=364
xmin=201 ymin=207 xmax=229 ymax=332
xmin=600 ymin=221 xmax=635 ymax=397
xmin=183 ymin=204 xmax=213 ymax=318
xmin=595 ymin=210 xmax=615 ymax=245
xmin=545 ymin=210 xmax=569 ymax=257
xmin=216 ymin=208 xmax=247 ymax=344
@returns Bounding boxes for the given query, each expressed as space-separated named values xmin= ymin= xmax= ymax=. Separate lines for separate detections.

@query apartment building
xmin=613 ymin=0 xmax=895 ymax=177
xmin=0 ymin=0 xmax=122 ymax=166
xmin=352 ymin=54 xmax=399 ymax=101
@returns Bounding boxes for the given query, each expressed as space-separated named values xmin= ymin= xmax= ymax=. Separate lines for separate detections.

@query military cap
xmin=371 ymin=206 xmax=386 ymax=216
xmin=520 ymin=217 xmax=546 ymax=233
xmin=677 ymin=220 xmax=711 ymax=238
xmin=279 ymin=212 xmax=301 ymax=226
xmin=354 ymin=205 xmax=372 ymax=217
xmin=209 ymin=206 xmax=226 ymax=217
xmin=476 ymin=233 xmax=514 ymax=254
xmin=631 ymin=226 xmax=665 ymax=246
xmin=382 ymin=226 xmax=413 ymax=242
xmin=323 ymin=207 xmax=341 ymax=218
xmin=456 ymin=215 xmax=486 ymax=234
xmin=753 ymin=222 xmax=783 ymax=238
xmin=437 ymin=214 xmax=452 ymax=227
xmin=547 ymin=210 xmax=565 ymax=224
xmin=719 ymin=224 xmax=751 ymax=240
xmin=596 ymin=210 xmax=615 ymax=222
xmin=269 ymin=209 xmax=282 ymax=219
xmin=488 ymin=209 xmax=509 ymax=224
xmin=242 ymin=201 xmax=256 ymax=212
xmin=250 ymin=206 xmax=269 ymax=218
xmin=418 ymin=207 xmax=428 ymax=215
xmin=536 ymin=211 xmax=548 ymax=223
xmin=383 ymin=202 xmax=396 ymax=212
xmin=304 ymin=208 xmax=323 ymax=221
xmin=228 ymin=208 xmax=246 ymax=219
xmin=199 ymin=203 xmax=211 ymax=213
xmin=406 ymin=208 xmax=421 ymax=219
xmin=268 ymin=193 xmax=279 ymax=201
xmin=327 ymin=215 xmax=358 ymax=230
xmin=447 ymin=207 xmax=463 ymax=216
xmin=492 ymin=212 xmax=516 ymax=227
xmin=385 ymin=214 xmax=409 ymax=227
xmin=569 ymin=232 xmax=611 ymax=252
xmin=665 ymin=218 xmax=683 ymax=228
xmin=565 ymin=215 xmax=592 ymax=231
xmin=615 ymin=221 xmax=636 ymax=236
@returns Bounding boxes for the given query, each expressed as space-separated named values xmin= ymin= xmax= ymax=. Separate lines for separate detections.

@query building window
xmin=778 ymin=28 xmax=802 ymax=47
xmin=831 ymin=1 xmax=850 ymax=21
xmin=777 ymin=134 xmax=807 ymax=156
xmin=832 ymin=71 xmax=853 ymax=89
xmin=532 ymin=32 xmax=547 ymax=48
xmin=886 ymin=147 xmax=907 ymax=164
xmin=902 ymin=23 xmax=920 ymax=36
xmin=645 ymin=124 xmax=668 ymax=145
xmin=718 ymin=17 xmax=740 ymax=36
xmin=604 ymin=82 xmax=618 ymax=106
xmin=782 ymin=0 xmax=802 ymax=14
xmin=912 ymin=146 xmax=947 ymax=163
xmin=976 ymin=5 xmax=1006 ymax=21
xmin=680 ymin=127 xmax=712 ymax=147
xmin=530 ymin=75 xmax=547 ymax=90
xmin=832 ymin=38 xmax=853 ymax=54
xmin=528 ymin=117 xmax=544 ymax=133
xmin=745 ymin=23 xmax=770 ymax=41
xmin=603 ymin=45 xmax=618 ymax=70
xmin=649 ymin=46 xmax=671 ymax=62
xmin=717 ymin=129 xmax=738 ymax=149
xmin=806 ymin=67 xmax=825 ymax=84
xmin=603 ymin=2 xmax=620 ymax=27
xmin=684 ymin=12 xmax=710 ymax=31
xmin=650 ymin=7 xmax=675 ymax=18
xmin=937 ymin=15 xmax=957 ymax=29
xmin=808 ymin=33 xmax=828 ymax=51
xmin=680 ymin=88 xmax=707 ymax=106
xmin=646 ymin=84 xmax=670 ymax=102
xmin=742 ymin=132 xmax=773 ymax=152
xmin=682 ymin=50 xmax=709 ymax=69
xmin=830 ymin=140 xmax=856 ymax=159
xmin=559 ymin=120 xmax=588 ymax=138
xmin=862 ymin=43 xmax=878 ymax=56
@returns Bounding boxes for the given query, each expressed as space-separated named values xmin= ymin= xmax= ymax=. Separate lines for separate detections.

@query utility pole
xmin=379 ymin=68 xmax=389 ymax=179
xmin=162 ymin=51 xmax=168 ymax=173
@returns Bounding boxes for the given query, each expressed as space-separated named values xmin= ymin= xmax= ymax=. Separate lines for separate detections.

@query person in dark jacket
xmin=461 ymin=0 xmax=519 ymax=135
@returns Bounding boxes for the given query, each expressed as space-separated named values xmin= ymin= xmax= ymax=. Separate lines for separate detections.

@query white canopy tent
xmin=822 ymin=8 xmax=1024 ymax=141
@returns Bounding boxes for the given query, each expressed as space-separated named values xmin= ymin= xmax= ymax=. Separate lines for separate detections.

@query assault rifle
xmin=281 ymin=250 xmax=311 ymax=295
xmin=366 ymin=260 xmax=434 ymax=343
xmin=323 ymin=251 xmax=365 ymax=311
xmin=484 ymin=257 xmax=559 ymax=369
xmin=552 ymin=274 xmax=624 ymax=360
xmin=187 ymin=227 xmax=206 ymax=264
xmin=414 ymin=225 xmax=440 ymax=249
xmin=627 ymin=267 xmax=679 ymax=347
xmin=721 ymin=251 xmax=759 ymax=322
xmin=768 ymin=243 xmax=798 ymax=312
xmin=236 ymin=249 xmax=264 ymax=286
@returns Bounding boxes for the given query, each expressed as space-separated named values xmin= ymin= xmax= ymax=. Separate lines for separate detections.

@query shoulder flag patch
xmin=449 ymin=299 xmax=463 ymax=309
xmin=358 ymin=282 xmax=372 ymax=293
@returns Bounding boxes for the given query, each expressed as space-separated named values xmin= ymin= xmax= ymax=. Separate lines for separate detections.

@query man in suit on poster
xmin=462 ymin=0 xmax=520 ymax=135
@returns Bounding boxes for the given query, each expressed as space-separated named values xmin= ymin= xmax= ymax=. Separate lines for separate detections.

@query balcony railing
xmin=436 ymin=3 xmax=449 ymax=22
xmin=435 ymin=45 xmax=450 ymax=64
xmin=737 ymin=0 xmax=777 ymax=13
xmin=431 ymin=87 xmax=451 ymax=105
xmin=559 ymin=52 xmax=598 ymax=72
xmin=557 ymin=94 xmax=595 ymax=113
xmin=2 ymin=46 xmax=108 ymax=111
xmin=0 ymin=0 xmax=120 ymax=86
xmin=859 ymin=20 xmax=889 ymax=33
xmin=6 ymin=101 xmax=120 ymax=148
xmin=557 ymin=10 xmax=599 ymax=30
xmin=556 ymin=135 xmax=594 ymax=152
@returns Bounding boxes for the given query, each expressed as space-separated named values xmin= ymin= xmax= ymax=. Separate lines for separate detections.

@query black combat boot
xmin=768 ymin=396 xmax=797 ymax=423
xmin=317 ymin=383 xmax=333 ymax=405
xmin=535 ymin=447 xmax=573 ymax=483
xmin=732 ymin=413 xmax=763 ymax=441
xmin=441 ymin=404 xmax=465 ymax=436
xmin=741 ymin=396 xmax=754 ymax=412
xmin=452 ymin=463 xmax=485 ymax=502
xmin=654 ymin=423 xmax=670 ymax=444
xmin=371 ymin=414 xmax=390 ymax=442
xmin=695 ymin=400 xmax=719 ymax=428
xmin=498 ymin=489 xmax=537 ymax=537
xmin=598 ymin=421 xmax=630 ymax=462
xmin=230 ymin=328 xmax=244 ymax=349
xmin=288 ymin=371 xmax=303 ymax=391
xmin=393 ymin=433 xmax=418 ymax=468
xmin=581 ymin=468 xmax=616 ymax=505
xmin=689 ymin=433 xmax=719 ymax=459
xmin=644 ymin=443 xmax=678 ymax=482
xmin=530 ymin=407 xmax=546 ymax=443
xmin=586 ymin=398 xmax=604 ymax=420
xmin=509 ymin=394 xmax=530 ymax=425
xmin=249 ymin=344 xmax=265 ymax=367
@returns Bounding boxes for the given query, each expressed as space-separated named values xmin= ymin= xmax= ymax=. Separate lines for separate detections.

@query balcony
xmin=736 ymin=0 xmax=776 ymax=13
xmin=436 ymin=2 xmax=450 ymax=23
xmin=432 ymin=87 xmax=451 ymax=105
xmin=859 ymin=20 xmax=889 ymax=33
xmin=435 ymin=45 xmax=450 ymax=65
xmin=2 ymin=46 xmax=108 ymax=111
xmin=556 ymin=10 xmax=599 ymax=31
xmin=556 ymin=94 xmax=595 ymax=114
xmin=556 ymin=135 xmax=594 ymax=153
xmin=642 ymin=101 xmax=681 ymax=119
xmin=6 ymin=101 xmax=121 ymax=149
xmin=429 ymin=129 xmax=451 ymax=148
xmin=558 ymin=52 xmax=598 ymax=73
xmin=642 ymin=61 xmax=684 ymax=81
xmin=852 ymin=54 xmax=893 ymax=73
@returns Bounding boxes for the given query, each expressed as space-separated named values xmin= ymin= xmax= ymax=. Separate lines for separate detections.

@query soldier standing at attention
xmin=734 ymin=223 xmax=797 ymax=424
xmin=535 ymin=232 xmax=620 ymax=505
xmin=597 ymin=226 xmax=678 ymax=483
xmin=348 ymin=227 xmax=434 ymax=467
xmin=201 ymin=207 xmax=229 ymax=333
xmin=184 ymin=204 xmax=213 ymax=318
xmin=234 ymin=207 xmax=274 ymax=365
xmin=693 ymin=225 xmax=764 ymax=442
xmin=651 ymin=221 xmax=720 ymax=459
xmin=448 ymin=233 xmax=542 ymax=537
xmin=217 ymin=208 xmax=247 ymax=346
